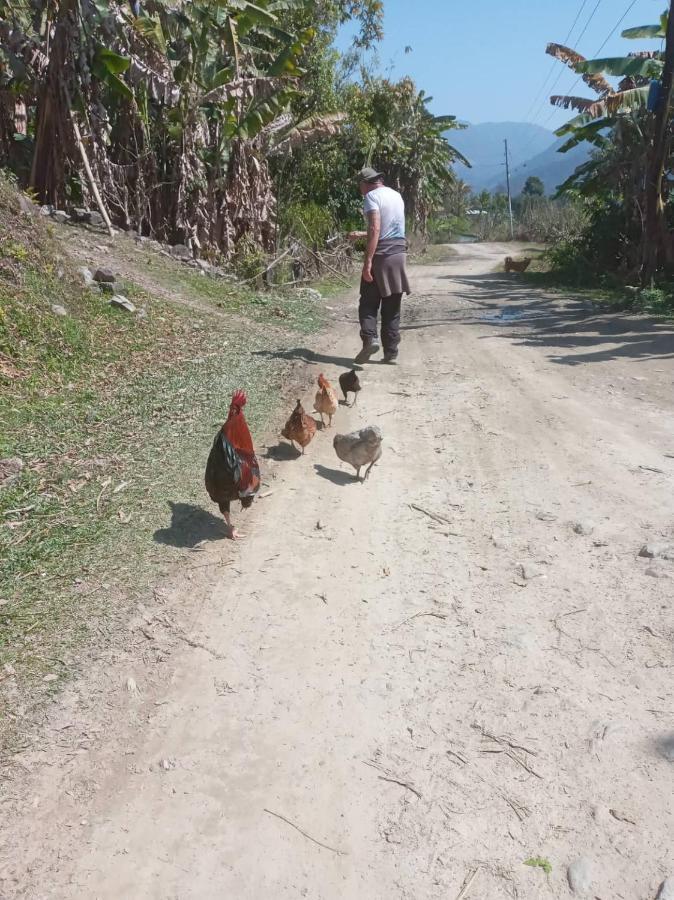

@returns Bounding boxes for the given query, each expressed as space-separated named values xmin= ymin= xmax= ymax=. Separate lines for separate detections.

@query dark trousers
xmin=359 ymin=279 xmax=402 ymax=355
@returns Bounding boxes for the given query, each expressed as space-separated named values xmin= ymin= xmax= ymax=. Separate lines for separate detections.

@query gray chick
xmin=333 ymin=425 xmax=382 ymax=481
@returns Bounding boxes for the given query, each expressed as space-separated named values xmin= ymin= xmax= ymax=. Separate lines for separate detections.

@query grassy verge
xmin=523 ymin=265 xmax=674 ymax=316
xmin=0 ymin=177 xmax=334 ymax=747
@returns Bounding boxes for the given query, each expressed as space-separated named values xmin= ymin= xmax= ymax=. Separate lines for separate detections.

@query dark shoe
xmin=383 ymin=352 xmax=398 ymax=365
xmin=354 ymin=342 xmax=380 ymax=365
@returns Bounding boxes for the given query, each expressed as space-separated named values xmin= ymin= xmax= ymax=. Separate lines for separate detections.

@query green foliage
xmin=524 ymin=857 xmax=552 ymax=876
xmin=279 ymin=200 xmax=335 ymax=244
xmin=522 ymin=176 xmax=545 ymax=197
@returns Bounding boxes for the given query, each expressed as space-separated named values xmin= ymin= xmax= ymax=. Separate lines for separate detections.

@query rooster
xmin=505 ymin=256 xmax=532 ymax=273
xmin=205 ymin=390 xmax=260 ymax=538
xmin=338 ymin=369 xmax=361 ymax=407
xmin=314 ymin=373 xmax=338 ymax=427
xmin=282 ymin=399 xmax=317 ymax=453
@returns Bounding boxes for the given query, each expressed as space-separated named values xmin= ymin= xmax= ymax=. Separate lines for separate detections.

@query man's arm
xmin=362 ymin=210 xmax=380 ymax=283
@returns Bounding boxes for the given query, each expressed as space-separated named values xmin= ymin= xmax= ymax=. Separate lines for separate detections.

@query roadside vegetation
xmin=0 ymin=172 xmax=341 ymax=746
xmin=538 ymin=10 xmax=674 ymax=312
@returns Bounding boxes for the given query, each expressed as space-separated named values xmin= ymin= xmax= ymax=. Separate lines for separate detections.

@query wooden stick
xmin=455 ymin=867 xmax=480 ymax=900
xmin=377 ymin=775 xmax=422 ymax=799
xmin=263 ymin=809 xmax=346 ymax=855
xmin=66 ymin=94 xmax=114 ymax=237
xmin=391 ymin=610 xmax=448 ymax=631
xmin=410 ymin=503 xmax=454 ymax=525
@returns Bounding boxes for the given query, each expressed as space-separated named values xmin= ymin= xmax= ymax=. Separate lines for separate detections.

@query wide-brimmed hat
xmin=357 ymin=167 xmax=384 ymax=183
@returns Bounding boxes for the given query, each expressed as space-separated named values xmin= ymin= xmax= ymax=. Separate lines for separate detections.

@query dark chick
xmin=338 ymin=369 xmax=361 ymax=407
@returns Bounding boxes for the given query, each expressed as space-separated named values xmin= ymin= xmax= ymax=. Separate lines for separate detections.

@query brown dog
xmin=505 ymin=256 xmax=532 ymax=273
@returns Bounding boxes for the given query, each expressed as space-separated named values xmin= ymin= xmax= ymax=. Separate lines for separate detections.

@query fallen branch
xmin=264 ymin=808 xmax=346 ymax=855
xmin=390 ymin=610 xmax=448 ymax=631
xmin=410 ymin=503 xmax=455 ymax=525
xmin=377 ymin=775 xmax=422 ymax=799
xmin=455 ymin=867 xmax=480 ymax=900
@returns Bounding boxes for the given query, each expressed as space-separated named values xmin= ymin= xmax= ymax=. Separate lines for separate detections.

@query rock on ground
xmin=567 ymin=856 xmax=593 ymax=895
xmin=51 ymin=304 xmax=68 ymax=317
xmin=0 ymin=457 xmax=23 ymax=489
xmin=93 ymin=267 xmax=116 ymax=283
xmin=657 ymin=878 xmax=674 ymax=900
xmin=639 ymin=542 xmax=674 ymax=560
xmin=109 ymin=295 xmax=136 ymax=313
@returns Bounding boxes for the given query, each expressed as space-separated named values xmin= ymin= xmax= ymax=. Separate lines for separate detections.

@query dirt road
xmin=2 ymin=243 xmax=674 ymax=899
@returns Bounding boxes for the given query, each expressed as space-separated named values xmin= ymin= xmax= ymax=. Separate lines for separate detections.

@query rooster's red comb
xmin=230 ymin=389 xmax=247 ymax=409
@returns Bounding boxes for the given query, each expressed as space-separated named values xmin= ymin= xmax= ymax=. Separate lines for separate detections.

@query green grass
xmin=0 ymin=175 xmax=332 ymax=748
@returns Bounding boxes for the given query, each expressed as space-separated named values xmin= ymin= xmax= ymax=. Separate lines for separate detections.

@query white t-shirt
xmin=363 ymin=185 xmax=406 ymax=240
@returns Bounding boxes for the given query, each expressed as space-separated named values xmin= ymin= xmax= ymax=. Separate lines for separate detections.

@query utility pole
xmin=504 ymin=139 xmax=514 ymax=240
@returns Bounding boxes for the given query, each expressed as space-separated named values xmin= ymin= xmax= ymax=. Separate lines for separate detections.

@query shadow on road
xmin=263 ymin=441 xmax=302 ymax=461
xmin=314 ymin=464 xmax=358 ymax=486
xmin=153 ymin=501 xmax=227 ymax=547
xmin=448 ymin=273 xmax=674 ymax=366
xmin=253 ymin=347 xmax=360 ymax=369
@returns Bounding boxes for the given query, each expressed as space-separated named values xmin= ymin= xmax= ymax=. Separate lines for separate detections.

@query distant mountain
xmin=487 ymin=136 xmax=591 ymax=196
xmin=446 ymin=121 xmax=592 ymax=197
xmin=447 ymin=122 xmax=555 ymax=191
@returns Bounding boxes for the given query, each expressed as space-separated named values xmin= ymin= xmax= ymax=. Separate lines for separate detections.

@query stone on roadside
xmin=196 ymin=258 xmax=211 ymax=272
xmin=639 ymin=543 xmax=674 ymax=561
xmin=42 ymin=673 xmax=58 ymax=683
xmin=572 ymin=520 xmax=595 ymax=536
xmin=567 ymin=857 xmax=593 ymax=895
xmin=93 ymin=267 xmax=115 ymax=283
xmin=109 ymin=295 xmax=136 ymax=313
xmin=297 ymin=287 xmax=322 ymax=301
xmin=136 ymin=307 xmax=148 ymax=320
xmin=645 ymin=566 xmax=672 ymax=579
xmin=169 ymin=243 xmax=192 ymax=260
xmin=70 ymin=207 xmax=88 ymax=222
xmin=0 ymin=457 xmax=24 ymax=489
xmin=17 ymin=193 xmax=35 ymax=216
xmin=656 ymin=878 xmax=674 ymax=900
xmin=51 ymin=304 xmax=68 ymax=317
xmin=516 ymin=562 xmax=546 ymax=581
xmin=84 ymin=210 xmax=104 ymax=227
xmin=78 ymin=266 xmax=94 ymax=286
xmin=50 ymin=209 xmax=70 ymax=224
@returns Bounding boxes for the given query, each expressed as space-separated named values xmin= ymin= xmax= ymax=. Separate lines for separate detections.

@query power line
xmin=527 ymin=0 xmax=604 ymax=127
xmin=523 ymin=0 xmax=591 ymax=122
xmin=540 ymin=0 xmax=639 ymax=130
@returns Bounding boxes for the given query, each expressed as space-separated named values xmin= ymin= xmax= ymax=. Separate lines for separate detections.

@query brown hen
xmin=282 ymin=399 xmax=317 ymax=454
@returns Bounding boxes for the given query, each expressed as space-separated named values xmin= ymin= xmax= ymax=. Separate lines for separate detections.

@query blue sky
xmin=335 ymin=0 xmax=664 ymax=130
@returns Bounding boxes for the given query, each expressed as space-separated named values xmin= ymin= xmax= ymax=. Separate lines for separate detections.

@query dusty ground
xmin=1 ymin=242 xmax=673 ymax=899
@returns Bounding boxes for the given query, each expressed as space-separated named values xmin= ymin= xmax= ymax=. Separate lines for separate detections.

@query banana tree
xmin=546 ymin=8 xmax=674 ymax=278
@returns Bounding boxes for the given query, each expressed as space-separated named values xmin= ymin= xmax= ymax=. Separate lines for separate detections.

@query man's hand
xmin=347 ymin=230 xmax=367 ymax=241
xmin=362 ymin=261 xmax=374 ymax=283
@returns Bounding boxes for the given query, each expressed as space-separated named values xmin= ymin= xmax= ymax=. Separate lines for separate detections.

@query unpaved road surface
xmin=2 ymin=243 xmax=674 ymax=899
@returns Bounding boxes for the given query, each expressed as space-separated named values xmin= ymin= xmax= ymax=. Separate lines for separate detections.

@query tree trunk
xmin=641 ymin=1 xmax=674 ymax=283
xmin=29 ymin=0 xmax=77 ymax=204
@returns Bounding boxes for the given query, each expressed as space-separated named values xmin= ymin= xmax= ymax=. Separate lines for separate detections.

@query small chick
xmin=333 ymin=425 xmax=382 ymax=481
xmin=314 ymin=373 xmax=339 ymax=427
xmin=338 ymin=369 xmax=361 ymax=407
xmin=282 ymin=399 xmax=317 ymax=453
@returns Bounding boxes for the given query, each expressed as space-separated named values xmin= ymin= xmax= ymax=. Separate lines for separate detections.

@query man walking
xmin=348 ymin=168 xmax=410 ymax=365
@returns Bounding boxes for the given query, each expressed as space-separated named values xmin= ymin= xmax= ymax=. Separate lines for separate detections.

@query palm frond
xmin=546 ymin=43 xmax=612 ymax=96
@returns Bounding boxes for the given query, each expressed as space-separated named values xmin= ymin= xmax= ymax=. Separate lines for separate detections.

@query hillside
xmin=488 ymin=136 xmax=591 ymax=196
xmin=448 ymin=121 xmax=555 ymax=191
